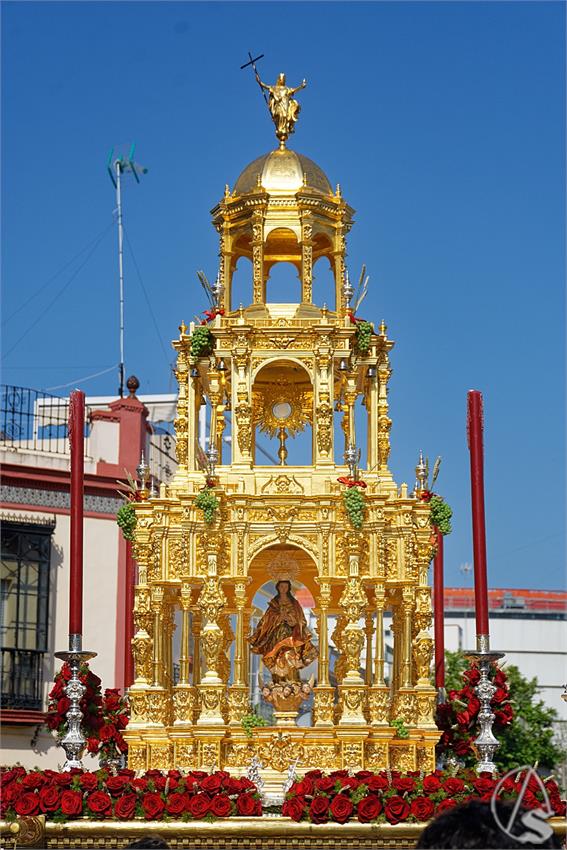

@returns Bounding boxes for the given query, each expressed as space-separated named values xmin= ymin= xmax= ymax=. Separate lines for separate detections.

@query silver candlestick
xmin=466 ymin=635 xmax=504 ymax=774
xmin=54 ymin=635 xmax=96 ymax=771
xmin=342 ymin=269 xmax=354 ymax=310
xmin=344 ymin=443 xmax=361 ymax=480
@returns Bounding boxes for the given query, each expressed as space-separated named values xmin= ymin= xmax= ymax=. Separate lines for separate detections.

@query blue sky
xmin=2 ymin=2 xmax=565 ymax=590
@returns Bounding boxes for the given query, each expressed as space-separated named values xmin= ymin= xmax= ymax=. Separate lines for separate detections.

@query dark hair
xmin=416 ymin=800 xmax=560 ymax=849
xmin=126 ymin=836 xmax=170 ymax=849
xmin=275 ymin=580 xmax=292 ymax=594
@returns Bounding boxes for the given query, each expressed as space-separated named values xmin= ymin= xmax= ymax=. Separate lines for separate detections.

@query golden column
xmin=301 ymin=212 xmax=313 ymax=303
xmin=252 ymin=210 xmax=265 ymax=304
xmin=228 ymin=581 xmax=250 ymax=725
xmin=173 ymin=582 xmax=196 ymax=725
xmin=314 ymin=581 xmax=334 ymax=727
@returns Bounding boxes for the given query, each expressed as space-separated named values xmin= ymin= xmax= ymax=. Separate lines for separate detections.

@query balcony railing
xmin=0 ymin=385 xmax=91 ymax=456
xmin=1 ymin=648 xmax=45 ymax=711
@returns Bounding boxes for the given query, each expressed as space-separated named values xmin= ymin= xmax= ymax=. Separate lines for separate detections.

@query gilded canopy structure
xmin=125 ymin=73 xmax=438 ymax=785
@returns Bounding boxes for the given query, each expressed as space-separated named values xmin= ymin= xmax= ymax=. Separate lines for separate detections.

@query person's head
xmin=126 ymin=836 xmax=170 ymax=849
xmin=416 ymin=800 xmax=560 ymax=849
xmin=277 ymin=72 xmax=286 ymax=85
xmin=276 ymin=580 xmax=291 ymax=598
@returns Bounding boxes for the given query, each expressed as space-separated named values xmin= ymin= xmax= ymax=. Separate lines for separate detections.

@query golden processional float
xmin=124 ymin=70 xmax=439 ymax=787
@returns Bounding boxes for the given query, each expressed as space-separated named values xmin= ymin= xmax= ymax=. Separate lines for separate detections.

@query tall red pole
xmin=433 ymin=529 xmax=445 ymax=690
xmin=69 ymin=390 xmax=85 ymax=640
xmin=467 ymin=390 xmax=490 ymax=647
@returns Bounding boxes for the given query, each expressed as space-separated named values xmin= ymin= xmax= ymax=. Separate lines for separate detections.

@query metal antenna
xmin=107 ymin=144 xmax=148 ymax=397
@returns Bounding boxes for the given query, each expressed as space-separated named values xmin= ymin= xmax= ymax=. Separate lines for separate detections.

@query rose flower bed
xmin=282 ymin=769 xmax=566 ymax=824
xmin=0 ymin=768 xmax=262 ymax=822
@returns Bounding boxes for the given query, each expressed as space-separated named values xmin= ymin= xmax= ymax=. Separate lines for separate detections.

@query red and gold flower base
xmin=1 ymin=766 xmax=564 ymax=849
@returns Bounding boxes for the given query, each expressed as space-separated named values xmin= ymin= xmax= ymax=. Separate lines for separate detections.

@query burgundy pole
xmin=433 ymin=529 xmax=445 ymax=691
xmin=467 ymin=390 xmax=490 ymax=649
xmin=69 ymin=390 xmax=85 ymax=642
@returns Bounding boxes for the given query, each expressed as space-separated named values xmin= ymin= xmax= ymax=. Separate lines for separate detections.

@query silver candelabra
xmin=466 ymin=635 xmax=504 ymax=774
xmin=54 ymin=635 xmax=96 ymax=770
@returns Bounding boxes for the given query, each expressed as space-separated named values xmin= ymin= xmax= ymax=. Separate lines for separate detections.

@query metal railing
xmin=0 ymin=385 xmax=84 ymax=455
xmin=1 ymin=647 xmax=45 ymax=711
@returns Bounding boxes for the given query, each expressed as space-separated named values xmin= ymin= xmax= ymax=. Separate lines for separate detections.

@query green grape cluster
xmin=430 ymin=495 xmax=453 ymax=535
xmin=391 ymin=717 xmax=410 ymax=739
xmin=241 ymin=710 xmax=267 ymax=738
xmin=343 ymin=487 xmax=366 ymax=529
xmin=354 ymin=320 xmax=374 ymax=353
xmin=190 ymin=326 xmax=214 ymax=358
xmin=116 ymin=502 xmax=137 ymax=542
xmin=195 ymin=488 xmax=220 ymax=524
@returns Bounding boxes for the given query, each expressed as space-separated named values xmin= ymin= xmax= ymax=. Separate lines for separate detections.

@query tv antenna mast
xmin=107 ymin=144 xmax=147 ymax=397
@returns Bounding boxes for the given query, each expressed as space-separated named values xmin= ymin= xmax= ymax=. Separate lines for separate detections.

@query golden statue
xmin=248 ymin=580 xmax=317 ymax=682
xmin=255 ymin=71 xmax=307 ymax=147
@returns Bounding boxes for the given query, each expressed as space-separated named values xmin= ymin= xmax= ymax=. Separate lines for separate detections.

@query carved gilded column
xmin=314 ymin=581 xmax=334 ymax=727
xmin=217 ymin=222 xmax=231 ymax=311
xmin=228 ymin=581 xmax=249 ymax=725
xmin=173 ymin=582 xmax=196 ymax=725
xmin=338 ymin=568 xmax=368 ymax=726
xmin=334 ymin=214 xmax=347 ymax=314
xmin=196 ymin=573 xmax=227 ymax=726
xmin=367 ymin=585 xmax=390 ymax=725
xmin=301 ymin=212 xmax=313 ymax=303
xmin=231 ymin=331 xmax=252 ymax=468
xmin=252 ymin=211 xmax=264 ymax=304
xmin=314 ymin=333 xmax=334 ymax=466
xmin=377 ymin=336 xmax=394 ymax=481
xmin=173 ymin=344 xmax=190 ymax=477
xmin=191 ymin=611 xmax=202 ymax=686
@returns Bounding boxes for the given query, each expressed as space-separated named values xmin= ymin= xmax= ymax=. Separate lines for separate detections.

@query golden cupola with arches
xmin=125 ymin=71 xmax=438 ymax=779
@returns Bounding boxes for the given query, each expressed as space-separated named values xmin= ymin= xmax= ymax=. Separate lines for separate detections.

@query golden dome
xmin=234 ymin=148 xmax=332 ymax=195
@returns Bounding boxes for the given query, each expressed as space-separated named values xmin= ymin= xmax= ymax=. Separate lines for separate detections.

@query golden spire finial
xmin=379 ymin=320 xmax=387 ymax=337
xmin=254 ymin=69 xmax=307 ymax=148
xmin=179 ymin=319 xmax=187 ymax=337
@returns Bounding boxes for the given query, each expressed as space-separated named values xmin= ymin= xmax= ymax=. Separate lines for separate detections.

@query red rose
xmin=305 ymin=769 xmax=323 ymax=779
xmin=39 ymin=786 xmax=61 ymax=813
xmin=60 ymin=789 xmax=84 ymax=817
xmin=493 ymin=669 xmax=507 ymax=687
xmin=492 ymin=687 xmax=508 ymax=705
xmin=237 ymin=777 xmax=256 ymax=792
xmin=384 ymin=795 xmax=410 ymax=824
xmin=464 ymin=667 xmax=481 ymax=685
xmin=106 ymin=776 xmax=129 ymax=796
xmin=116 ymin=713 xmax=129 ymax=729
xmin=86 ymin=790 xmax=112 ymax=817
xmin=114 ymin=793 xmax=137 ymax=820
xmin=473 ymin=777 xmax=496 ymax=796
xmin=201 ymin=773 xmax=223 ymax=795
xmin=210 ymin=794 xmax=232 ymax=818
xmin=188 ymin=793 xmax=211 ymax=819
xmin=189 ymin=771 xmax=208 ymax=780
xmin=131 ymin=778 xmax=148 ymax=792
xmin=142 ymin=792 xmax=165 ymax=820
xmin=79 ymin=773 xmax=99 ymax=791
xmin=393 ymin=777 xmax=416 ymax=794
xmin=86 ymin=737 xmax=99 ymax=754
xmin=22 ymin=771 xmax=46 ymax=789
xmin=442 ymin=778 xmax=465 ymax=796
xmin=454 ymin=739 xmax=472 ymax=757
xmin=330 ymin=770 xmax=349 ymax=779
xmin=295 ymin=777 xmax=314 ymax=797
xmin=366 ymin=774 xmax=389 ymax=792
xmin=14 ymin=792 xmax=40 ymax=817
xmin=357 ymin=795 xmax=383 ymax=823
xmin=494 ymin=704 xmax=514 ymax=726
xmin=57 ymin=697 xmax=71 ymax=714
xmin=355 ymin=771 xmax=374 ymax=780
xmin=422 ymin=775 xmax=442 ymax=794
xmin=53 ymin=772 xmax=74 ymax=787
xmin=99 ymin=724 xmax=116 ymax=742
xmin=118 ymin=769 xmax=136 ymax=779
xmin=330 ymin=794 xmax=354 ymax=824
xmin=166 ymin=793 xmax=189 ymax=816
xmin=456 ymin=710 xmax=470 ymax=726
xmin=236 ymin=793 xmax=261 ymax=816
xmin=282 ymin=795 xmax=306 ymax=822
xmin=436 ymin=798 xmax=458 ymax=815
xmin=410 ymin=796 xmax=435 ymax=822
xmin=309 ymin=796 xmax=330 ymax=824
xmin=315 ymin=776 xmax=336 ymax=793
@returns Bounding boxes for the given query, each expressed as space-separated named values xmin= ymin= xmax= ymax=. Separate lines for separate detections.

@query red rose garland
xmin=0 ymin=768 xmax=263 ymax=822
xmin=47 ymin=664 xmax=129 ymax=762
xmin=436 ymin=662 xmax=514 ymax=766
xmin=281 ymin=768 xmax=565 ymax=824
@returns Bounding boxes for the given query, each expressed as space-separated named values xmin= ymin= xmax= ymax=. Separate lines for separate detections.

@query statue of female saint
xmin=249 ymin=580 xmax=317 ymax=682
